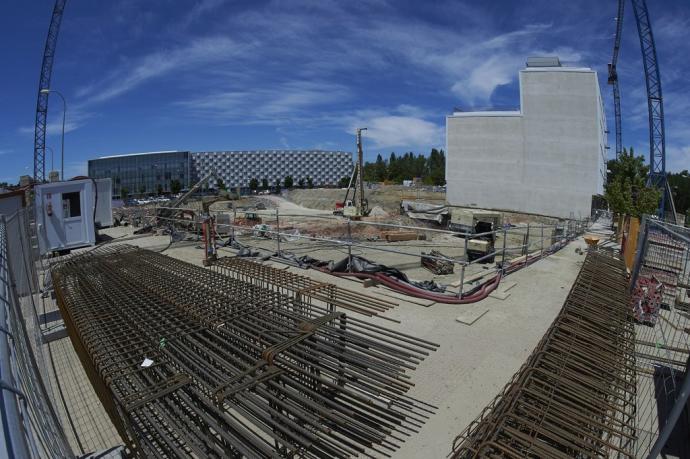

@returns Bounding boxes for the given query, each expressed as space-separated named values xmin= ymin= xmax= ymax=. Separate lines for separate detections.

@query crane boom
xmin=629 ymin=0 xmax=670 ymax=217
xmin=33 ymin=0 xmax=67 ymax=183
xmin=608 ymin=0 xmax=675 ymax=220
xmin=608 ymin=0 xmax=625 ymax=159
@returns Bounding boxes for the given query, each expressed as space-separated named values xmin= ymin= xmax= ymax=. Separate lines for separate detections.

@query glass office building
xmin=89 ymin=150 xmax=353 ymax=198
xmin=88 ymin=151 xmax=191 ymax=198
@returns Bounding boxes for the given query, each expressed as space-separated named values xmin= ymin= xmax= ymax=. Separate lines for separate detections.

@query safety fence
xmin=0 ymin=208 xmax=73 ymax=458
xmin=147 ymin=205 xmax=589 ymax=304
xmin=630 ymin=218 xmax=690 ymax=458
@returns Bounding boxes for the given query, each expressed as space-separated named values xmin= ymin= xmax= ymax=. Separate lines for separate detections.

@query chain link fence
xmin=631 ymin=217 xmax=690 ymax=458
xmin=0 ymin=207 xmax=73 ymax=458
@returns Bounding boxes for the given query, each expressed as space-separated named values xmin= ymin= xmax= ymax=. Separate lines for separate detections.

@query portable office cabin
xmin=35 ymin=179 xmax=98 ymax=254
xmin=95 ymin=178 xmax=113 ymax=227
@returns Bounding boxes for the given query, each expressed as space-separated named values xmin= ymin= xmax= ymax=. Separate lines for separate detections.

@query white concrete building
xmin=445 ymin=59 xmax=607 ymax=219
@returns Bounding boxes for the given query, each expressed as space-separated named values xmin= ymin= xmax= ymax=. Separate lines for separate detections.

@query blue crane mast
xmin=607 ymin=0 xmax=625 ymax=159
xmin=608 ymin=0 xmax=676 ymax=220
xmin=33 ymin=0 xmax=67 ymax=183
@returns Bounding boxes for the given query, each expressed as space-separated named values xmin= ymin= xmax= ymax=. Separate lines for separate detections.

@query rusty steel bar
xmin=449 ymin=251 xmax=636 ymax=459
xmin=52 ymin=244 xmax=437 ymax=458
xmin=212 ymin=256 xmax=398 ymax=320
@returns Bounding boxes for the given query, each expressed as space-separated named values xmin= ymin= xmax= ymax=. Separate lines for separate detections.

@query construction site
xmin=2 ymin=1 xmax=690 ymax=459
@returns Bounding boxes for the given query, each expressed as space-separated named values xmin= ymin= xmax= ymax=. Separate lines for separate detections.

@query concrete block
xmin=362 ymin=279 xmax=379 ymax=288
xmin=488 ymin=290 xmax=511 ymax=301
xmin=455 ymin=307 xmax=490 ymax=325
xmin=42 ymin=324 xmax=69 ymax=343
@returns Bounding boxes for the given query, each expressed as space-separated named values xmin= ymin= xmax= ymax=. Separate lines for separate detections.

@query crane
xmin=33 ymin=0 xmax=67 ymax=183
xmin=608 ymin=0 xmax=676 ymax=220
xmin=607 ymin=0 xmax=625 ymax=159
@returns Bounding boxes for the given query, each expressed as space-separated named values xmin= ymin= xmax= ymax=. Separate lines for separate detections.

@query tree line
xmin=362 ymin=149 xmax=446 ymax=185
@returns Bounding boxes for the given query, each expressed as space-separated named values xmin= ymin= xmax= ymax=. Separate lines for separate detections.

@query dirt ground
xmin=286 ymin=185 xmax=446 ymax=214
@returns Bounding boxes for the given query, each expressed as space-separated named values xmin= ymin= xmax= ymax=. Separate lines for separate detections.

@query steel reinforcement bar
xmin=212 ymin=257 xmax=397 ymax=319
xmin=450 ymin=251 xmax=636 ymax=458
xmin=52 ymin=245 xmax=438 ymax=458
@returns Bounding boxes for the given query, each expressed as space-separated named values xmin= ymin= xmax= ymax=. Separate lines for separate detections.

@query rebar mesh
xmin=450 ymin=250 xmax=636 ymax=458
xmin=52 ymin=244 xmax=438 ymax=458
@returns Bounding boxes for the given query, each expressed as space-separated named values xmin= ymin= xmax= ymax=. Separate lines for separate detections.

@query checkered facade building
xmin=191 ymin=150 xmax=353 ymax=188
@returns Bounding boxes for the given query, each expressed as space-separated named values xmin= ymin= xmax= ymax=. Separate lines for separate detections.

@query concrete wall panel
xmin=446 ymin=67 xmax=606 ymax=219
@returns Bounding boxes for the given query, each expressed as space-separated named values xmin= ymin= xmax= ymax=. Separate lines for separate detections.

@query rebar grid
xmin=52 ymin=244 xmax=438 ymax=458
xmin=212 ymin=257 xmax=397 ymax=319
xmin=450 ymin=251 xmax=636 ymax=458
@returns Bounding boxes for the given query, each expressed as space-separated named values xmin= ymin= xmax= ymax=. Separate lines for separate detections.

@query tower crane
xmin=608 ymin=0 xmax=676 ymax=220
xmin=607 ymin=0 xmax=625 ymax=159
xmin=33 ymin=0 xmax=67 ymax=183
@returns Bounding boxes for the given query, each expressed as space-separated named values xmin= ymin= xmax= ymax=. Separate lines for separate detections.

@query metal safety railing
xmin=630 ymin=217 xmax=690 ymax=458
xmin=0 ymin=211 xmax=73 ymax=458
xmin=139 ymin=204 xmax=589 ymax=303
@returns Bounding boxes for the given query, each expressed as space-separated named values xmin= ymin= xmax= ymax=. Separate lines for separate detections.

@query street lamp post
xmin=40 ymin=89 xmax=66 ymax=181
xmin=45 ymin=146 xmax=54 ymax=172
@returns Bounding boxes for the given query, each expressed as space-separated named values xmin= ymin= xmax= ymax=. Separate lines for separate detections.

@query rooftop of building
xmin=449 ymin=57 xmax=596 ymax=117
xmin=92 ymin=149 xmax=352 ymax=160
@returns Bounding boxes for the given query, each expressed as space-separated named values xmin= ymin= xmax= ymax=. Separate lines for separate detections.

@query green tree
xmin=284 ymin=175 xmax=294 ymax=188
xmin=339 ymin=176 xmax=350 ymax=188
xmin=298 ymin=177 xmax=305 ymax=188
xmin=374 ymin=154 xmax=387 ymax=181
xmin=604 ymin=148 xmax=661 ymax=217
xmin=426 ymin=148 xmax=446 ymax=185
xmin=216 ymin=178 xmax=226 ymax=190
xmin=249 ymin=178 xmax=259 ymax=192
xmin=362 ymin=149 xmax=446 ymax=185
xmin=667 ymin=170 xmax=690 ymax=218
xmin=170 ymin=180 xmax=182 ymax=194
xmin=274 ymin=178 xmax=281 ymax=193
xmin=261 ymin=177 xmax=269 ymax=190
xmin=307 ymin=176 xmax=314 ymax=188
xmin=120 ymin=187 xmax=129 ymax=200
xmin=139 ymin=184 xmax=146 ymax=195
xmin=157 ymin=184 xmax=164 ymax=195
xmin=387 ymin=152 xmax=402 ymax=182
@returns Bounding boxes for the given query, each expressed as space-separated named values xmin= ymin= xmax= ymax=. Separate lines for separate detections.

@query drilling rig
xmin=335 ymin=128 xmax=370 ymax=219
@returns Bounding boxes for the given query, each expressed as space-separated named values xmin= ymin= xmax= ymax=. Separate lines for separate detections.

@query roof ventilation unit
xmin=526 ymin=56 xmax=562 ymax=67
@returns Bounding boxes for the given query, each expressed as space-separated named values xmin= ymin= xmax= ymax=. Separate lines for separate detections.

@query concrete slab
xmin=488 ymin=290 xmax=511 ymax=300
xmin=455 ymin=307 xmax=490 ymax=325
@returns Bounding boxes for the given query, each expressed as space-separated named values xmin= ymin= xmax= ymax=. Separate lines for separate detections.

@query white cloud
xmin=177 ymin=80 xmax=350 ymax=124
xmin=347 ymin=109 xmax=444 ymax=150
xmin=367 ymin=116 xmax=443 ymax=149
xmin=18 ymin=107 xmax=95 ymax=136
xmin=76 ymin=36 xmax=245 ymax=105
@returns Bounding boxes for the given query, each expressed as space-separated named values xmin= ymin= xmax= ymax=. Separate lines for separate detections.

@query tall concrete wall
xmin=446 ymin=66 xmax=607 ymax=219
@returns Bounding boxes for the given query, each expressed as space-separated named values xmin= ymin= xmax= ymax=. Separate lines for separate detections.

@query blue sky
xmin=2 ymin=0 xmax=689 ymax=182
